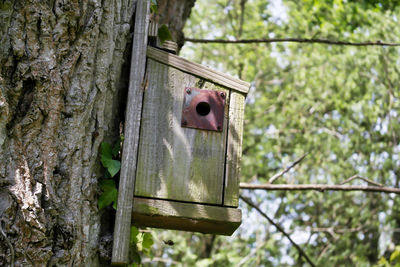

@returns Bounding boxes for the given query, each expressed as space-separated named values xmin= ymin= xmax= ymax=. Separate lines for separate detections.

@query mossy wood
xmin=131 ymin=47 xmax=249 ymax=235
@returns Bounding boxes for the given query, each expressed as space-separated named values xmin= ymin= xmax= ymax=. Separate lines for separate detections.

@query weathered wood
xmin=224 ymin=92 xmax=246 ymax=207
xmin=132 ymin=197 xmax=242 ymax=235
xmin=112 ymin=0 xmax=150 ymax=265
xmin=134 ymin=58 xmax=229 ymax=204
xmin=147 ymin=47 xmax=250 ymax=94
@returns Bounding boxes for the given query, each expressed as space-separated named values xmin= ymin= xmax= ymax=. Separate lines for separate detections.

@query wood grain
xmin=132 ymin=197 xmax=242 ymax=235
xmin=112 ymin=0 xmax=150 ymax=265
xmin=134 ymin=58 xmax=229 ymax=204
xmin=224 ymin=92 xmax=246 ymax=207
xmin=147 ymin=46 xmax=250 ymax=94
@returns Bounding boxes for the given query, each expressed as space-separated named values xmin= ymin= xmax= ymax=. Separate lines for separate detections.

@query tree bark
xmin=0 ymin=0 xmax=194 ymax=266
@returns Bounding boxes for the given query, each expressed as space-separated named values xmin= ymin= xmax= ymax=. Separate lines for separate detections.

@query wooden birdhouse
xmin=128 ymin=44 xmax=249 ymax=235
xmin=112 ymin=2 xmax=249 ymax=264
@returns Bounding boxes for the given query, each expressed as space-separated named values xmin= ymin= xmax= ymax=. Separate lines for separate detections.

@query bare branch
xmin=237 ymin=240 xmax=267 ymax=266
xmin=240 ymin=183 xmax=400 ymax=194
xmin=268 ymin=153 xmax=308 ymax=184
xmin=142 ymin=257 xmax=179 ymax=265
xmin=340 ymin=174 xmax=383 ymax=187
xmin=309 ymin=227 xmax=341 ymax=241
xmin=311 ymin=226 xmax=363 ymax=235
xmin=185 ymin=38 xmax=400 ymax=47
xmin=240 ymin=195 xmax=316 ymax=267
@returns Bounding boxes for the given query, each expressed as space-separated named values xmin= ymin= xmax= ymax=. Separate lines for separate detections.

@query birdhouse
xmin=129 ymin=44 xmax=249 ymax=236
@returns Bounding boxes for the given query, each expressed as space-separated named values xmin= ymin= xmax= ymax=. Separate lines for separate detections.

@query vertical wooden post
xmin=111 ymin=0 xmax=150 ymax=265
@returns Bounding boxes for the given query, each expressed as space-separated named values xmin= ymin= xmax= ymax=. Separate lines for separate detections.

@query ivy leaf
xmin=102 ymin=158 xmax=121 ymax=177
xmin=100 ymin=142 xmax=121 ymax=177
xmin=130 ymin=226 xmax=139 ymax=245
xmin=100 ymin=141 xmax=121 ymax=177
xmin=150 ymin=0 xmax=157 ymax=14
xmin=100 ymin=142 xmax=112 ymax=164
xmin=99 ymin=179 xmax=115 ymax=191
xmin=109 ymin=160 xmax=121 ymax=177
xmin=142 ymin=232 xmax=154 ymax=250
xmin=104 ymin=170 xmax=111 ymax=179
xmin=112 ymin=198 xmax=118 ymax=210
xmin=98 ymin=179 xmax=118 ymax=210
xmin=158 ymin=24 xmax=172 ymax=44
xmin=390 ymin=247 xmax=400 ymax=263
xmin=130 ymin=250 xmax=141 ymax=266
xmin=112 ymin=141 xmax=121 ymax=158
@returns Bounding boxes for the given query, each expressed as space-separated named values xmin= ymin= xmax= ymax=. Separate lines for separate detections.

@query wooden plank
xmin=224 ymin=92 xmax=246 ymax=207
xmin=147 ymin=46 xmax=250 ymax=94
xmin=132 ymin=197 xmax=242 ymax=235
xmin=112 ymin=0 xmax=150 ymax=265
xmin=134 ymin=59 xmax=229 ymax=205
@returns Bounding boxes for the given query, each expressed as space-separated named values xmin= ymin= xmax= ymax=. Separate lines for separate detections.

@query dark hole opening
xmin=196 ymin=102 xmax=211 ymax=116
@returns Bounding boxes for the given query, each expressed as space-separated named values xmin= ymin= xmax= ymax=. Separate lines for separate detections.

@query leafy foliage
xmin=150 ymin=0 xmax=158 ymax=14
xmin=100 ymin=142 xmax=121 ymax=177
xmin=129 ymin=226 xmax=155 ymax=266
xmin=376 ymin=246 xmax=400 ymax=267
xmin=98 ymin=138 xmax=156 ymax=263
xmin=98 ymin=179 xmax=118 ymax=210
xmin=175 ymin=0 xmax=400 ymax=265
xmin=158 ymin=24 xmax=172 ymax=44
xmin=98 ymin=141 xmax=121 ymax=210
xmin=150 ymin=0 xmax=173 ymax=45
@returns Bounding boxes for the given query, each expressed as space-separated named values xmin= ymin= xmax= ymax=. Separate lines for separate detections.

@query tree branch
xmin=240 ymin=183 xmax=400 ymax=194
xmin=339 ymin=174 xmax=383 ymax=187
xmin=185 ymin=38 xmax=400 ymax=47
xmin=142 ymin=257 xmax=179 ymax=265
xmin=268 ymin=153 xmax=308 ymax=184
xmin=240 ymin=195 xmax=316 ymax=267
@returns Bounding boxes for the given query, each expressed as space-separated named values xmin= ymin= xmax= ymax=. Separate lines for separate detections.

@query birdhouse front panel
xmin=135 ymin=58 xmax=229 ymax=205
xmin=131 ymin=47 xmax=249 ymax=235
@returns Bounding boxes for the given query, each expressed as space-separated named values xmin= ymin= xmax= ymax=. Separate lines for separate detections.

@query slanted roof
xmin=147 ymin=46 xmax=250 ymax=94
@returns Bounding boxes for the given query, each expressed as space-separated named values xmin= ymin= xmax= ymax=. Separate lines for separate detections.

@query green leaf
xmin=390 ymin=247 xmax=400 ymax=263
xmin=104 ymin=170 xmax=111 ymax=179
xmin=142 ymin=232 xmax=154 ymax=250
xmin=109 ymin=160 xmax=121 ymax=177
xmin=131 ymin=250 xmax=141 ymax=265
xmin=130 ymin=226 xmax=139 ymax=245
xmin=158 ymin=24 xmax=172 ymax=44
xmin=100 ymin=142 xmax=112 ymax=165
xmin=101 ymin=158 xmax=121 ymax=177
xmin=98 ymin=180 xmax=118 ymax=210
xmin=100 ymin=142 xmax=121 ymax=176
xmin=150 ymin=0 xmax=157 ymax=14
xmin=99 ymin=179 xmax=115 ymax=191
xmin=112 ymin=141 xmax=121 ymax=157
xmin=112 ymin=198 xmax=118 ymax=210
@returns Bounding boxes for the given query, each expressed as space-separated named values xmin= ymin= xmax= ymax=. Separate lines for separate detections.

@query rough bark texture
xmin=0 ymin=0 xmax=194 ymax=266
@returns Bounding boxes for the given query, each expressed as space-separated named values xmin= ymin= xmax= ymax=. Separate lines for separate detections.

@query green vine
xmin=150 ymin=0 xmax=172 ymax=45
xmin=98 ymin=137 xmax=155 ymax=265
xmin=128 ymin=226 xmax=154 ymax=266
xmin=98 ymin=141 xmax=121 ymax=210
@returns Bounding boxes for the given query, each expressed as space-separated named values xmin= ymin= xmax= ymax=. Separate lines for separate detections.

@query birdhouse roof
xmin=147 ymin=47 xmax=250 ymax=94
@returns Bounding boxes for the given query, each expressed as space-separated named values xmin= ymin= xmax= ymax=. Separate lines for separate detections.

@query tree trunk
xmin=0 ymin=0 xmax=194 ymax=266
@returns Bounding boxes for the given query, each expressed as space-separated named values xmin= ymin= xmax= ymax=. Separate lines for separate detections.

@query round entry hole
xmin=196 ymin=102 xmax=211 ymax=116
